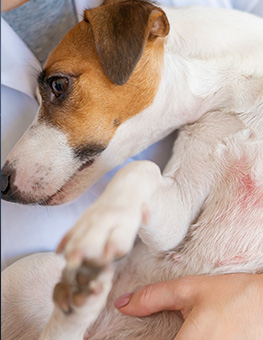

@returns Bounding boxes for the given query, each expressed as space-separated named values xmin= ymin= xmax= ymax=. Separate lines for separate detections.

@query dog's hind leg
xmin=1 ymin=253 xmax=65 ymax=340
xmin=1 ymin=253 xmax=113 ymax=340
xmin=38 ymin=260 xmax=114 ymax=340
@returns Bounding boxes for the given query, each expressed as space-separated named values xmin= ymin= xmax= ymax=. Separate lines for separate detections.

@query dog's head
xmin=1 ymin=0 xmax=169 ymax=205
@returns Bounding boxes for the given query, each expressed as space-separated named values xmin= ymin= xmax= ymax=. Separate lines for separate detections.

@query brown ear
xmin=84 ymin=1 xmax=169 ymax=85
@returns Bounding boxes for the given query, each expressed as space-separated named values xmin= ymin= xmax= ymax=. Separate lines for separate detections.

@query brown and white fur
xmin=1 ymin=1 xmax=263 ymax=339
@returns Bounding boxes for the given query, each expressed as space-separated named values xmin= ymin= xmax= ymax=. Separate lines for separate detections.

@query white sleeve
xmin=158 ymin=0 xmax=233 ymax=8
xmin=1 ymin=18 xmax=41 ymax=99
xmin=232 ymin=0 xmax=263 ymax=16
xmin=158 ymin=0 xmax=263 ymax=15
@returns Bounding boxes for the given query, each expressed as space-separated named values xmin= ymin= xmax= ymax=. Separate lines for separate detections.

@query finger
xmin=114 ymin=278 xmax=198 ymax=317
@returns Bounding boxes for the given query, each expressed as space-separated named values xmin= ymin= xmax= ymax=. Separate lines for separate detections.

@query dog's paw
xmin=57 ymin=202 xmax=147 ymax=266
xmin=53 ymin=259 xmax=113 ymax=315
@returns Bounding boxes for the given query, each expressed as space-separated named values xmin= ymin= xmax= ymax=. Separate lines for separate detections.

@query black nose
xmin=1 ymin=164 xmax=38 ymax=205
xmin=1 ymin=166 xmax=37 ymax=205
xmin=1 ymin=166 xmax=18 ymax=203
xmin=1 ymin=174 xmax=11 ymax=195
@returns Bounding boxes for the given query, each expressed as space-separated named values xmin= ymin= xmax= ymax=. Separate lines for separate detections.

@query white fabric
xmin=1 ymin=18 xmax=41 ymax=99
xmin=165 ymin=0 xmax=263 ymax=16
xmin=232 ymin=0 xmax=263 ymax=16
xmin=162 ymin=0 xmax=232 ymax=8
xmin=1 ymin=0 xmax=263 ymax=270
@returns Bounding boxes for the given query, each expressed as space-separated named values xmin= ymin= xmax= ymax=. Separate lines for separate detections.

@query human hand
xmin=1 ymin=0 xmax=30 ymax=12
xmin=114 ymin=273 xmax=263 ymax=340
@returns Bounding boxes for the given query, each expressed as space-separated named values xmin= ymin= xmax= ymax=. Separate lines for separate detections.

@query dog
xmin=1 ymin=1 xmax=263 ymax=339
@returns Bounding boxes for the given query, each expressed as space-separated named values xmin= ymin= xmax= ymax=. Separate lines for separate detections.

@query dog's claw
xmin=53 ymin=282 xmax=73 ymax=315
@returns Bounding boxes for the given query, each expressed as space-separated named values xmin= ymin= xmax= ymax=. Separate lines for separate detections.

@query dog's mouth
xmin=41 ymin=158 xmax=95 ymax=206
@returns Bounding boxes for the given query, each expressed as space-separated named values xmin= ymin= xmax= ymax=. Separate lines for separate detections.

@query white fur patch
xmin=7 ymin=121 xmax=80 ymax=202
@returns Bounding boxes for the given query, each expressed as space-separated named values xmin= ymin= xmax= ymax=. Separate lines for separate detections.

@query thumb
xmin=114 ymin=278 xmax=197 ymax=317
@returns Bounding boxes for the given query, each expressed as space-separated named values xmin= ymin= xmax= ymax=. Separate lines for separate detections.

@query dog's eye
xmin=50 ymin=77 xmax=69 ymax=97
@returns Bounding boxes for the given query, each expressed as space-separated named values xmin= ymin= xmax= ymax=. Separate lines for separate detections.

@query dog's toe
xmin=53 ymin=282 xmax=73 ymax=314
xmin=53 ymin=260 xmax=113 ymax=314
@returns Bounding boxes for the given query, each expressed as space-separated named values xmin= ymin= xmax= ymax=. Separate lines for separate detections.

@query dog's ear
xmin=84 ymin=1 xmax=169 ymax=85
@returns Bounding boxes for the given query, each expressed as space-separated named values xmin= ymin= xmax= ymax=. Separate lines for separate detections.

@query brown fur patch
xmin=39 ymin=1 xmax=169 ymax=152
xmin=85 ymin=1 xmax=169 ymax=84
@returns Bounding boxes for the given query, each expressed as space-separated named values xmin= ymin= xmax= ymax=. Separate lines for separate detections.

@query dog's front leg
xmin=58 ymin=149 xmax=215 ymax=265
xmin=38 ymin=161 xmax=162 ymax=340
xmin=139 ymin=127 xmax=219 ymax=252
xmin=41 ymin=149 xmax=216 ymax=339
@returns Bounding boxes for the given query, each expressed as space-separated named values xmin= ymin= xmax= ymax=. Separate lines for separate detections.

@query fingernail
xmin=114 ymin=293 xmax=133 ymax=308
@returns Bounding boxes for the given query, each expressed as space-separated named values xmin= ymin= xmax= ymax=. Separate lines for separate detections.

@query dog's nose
xmin=1 ymin=165 xmax=38 ymax=205
xmin=1 ymin=173 xmax=11 ymax=197
xmin=1 ymin=164 xmax=19 ymax=203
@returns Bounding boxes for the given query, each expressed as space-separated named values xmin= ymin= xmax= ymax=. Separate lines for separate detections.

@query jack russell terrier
xmin=1 ymin=1 xmax=263 ymax=339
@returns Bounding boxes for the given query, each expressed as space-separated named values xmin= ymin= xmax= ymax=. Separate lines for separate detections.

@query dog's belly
xmin=88 ymin=212 xmax=263 ymax=340
xmin=87 ymin=241 xmax=184 ymax=340
xmin=88 ymin=176 xmax=263 ymax=339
